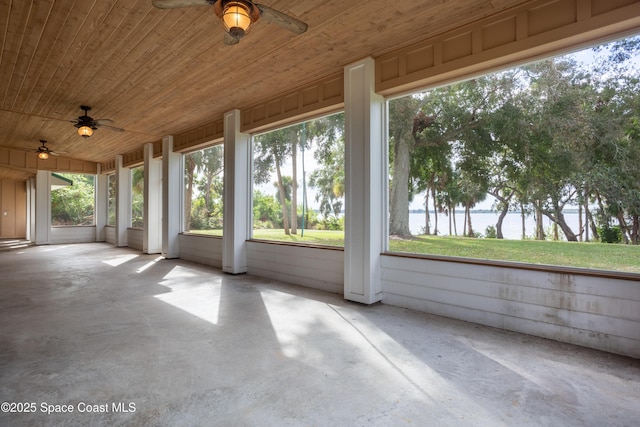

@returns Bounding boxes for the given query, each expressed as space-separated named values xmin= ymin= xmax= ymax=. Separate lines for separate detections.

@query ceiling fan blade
xmin=256 ymin=4 xmax=307 ymax=35
xmin=97 ymin=123 xmax=125 ymax=132
xmin=152 ymin=0 xmax=214 ymax=9
xmin=95 ymin=119 xmax=114 ymax=125
xmin=224 ymin=33 xmax=240 ymax=45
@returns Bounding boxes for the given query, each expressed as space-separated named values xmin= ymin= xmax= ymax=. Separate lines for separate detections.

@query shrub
xmin=484 ymin=225 xmax=497 ymax=238
xmin=599 ymin=225 xmax=622 ymax=244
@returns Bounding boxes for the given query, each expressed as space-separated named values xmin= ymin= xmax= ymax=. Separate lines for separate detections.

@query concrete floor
xmin=1 ymin=243 xmax=639 ymax=427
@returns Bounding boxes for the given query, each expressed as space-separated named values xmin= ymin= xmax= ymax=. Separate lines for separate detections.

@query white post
xmin=343 ymin=57 xmax=385 ymax=304
xmin=115 ymin=155 xmax=130 ymax=247
xmin=95 ymin=164 xmax=107 ymax=242
xmin=26 ymin=177 xmax=36 ymax=242
xmin=34 ymin=170 xmax=51 ymax=245
xmin=162 ymin=136 xmax=181 ymax=258
xmin=222 ymin=109 xmax=250 ymax=274
xmin=144 ymin=143 xmax=162 ymax=254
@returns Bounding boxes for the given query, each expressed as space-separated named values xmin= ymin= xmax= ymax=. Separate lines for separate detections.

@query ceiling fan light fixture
xmin=78 ymin=125 xmax=94 ymax=138
xmin=38 ymin=151 xmax=49 ymax=160
xmin=221 ymin=1 xmax=253 ymax=38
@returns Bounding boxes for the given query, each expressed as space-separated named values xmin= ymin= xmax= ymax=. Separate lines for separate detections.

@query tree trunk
xmin=496 ymin=205 xmax=508 ymax=239
xmin=546 ymin=198 xmax=578 ymax=241
xmin=465 ymin=205 xmax=474 ymax=237
xmin=205 ymin=174 xmax=212 ymax=213
xmin=535 ymin=203 xmax=545 ymax=240
xmin=586 ymin=208 xmax=599 ymax=241
xmin=490 ymin=191 xmax=512 ymax=240
xmin=578 ymin=202 xmax=583 ymax=242
xmin=389 ymin=137 xmax=412 ymax=236
xmin=432 ymin=187 xmax=438 ymax=235
xmin=275 ymin=161 xmax=290 ymax=235
xmin=424 ymin=194 xmax=431 ymax=235
xmin=545 ymin=210 xmax=578 ymax=241
xmin=291 ymin=139 xmax=298 ymax=234
xmin=185 ymin=160 xmax=196 ymax=230
xmin=463 ymin=207 xmax=467 ymax=237
xmin=584 ymin=189 xmax=590 ymax=242
xmin=452 ymin=205 xmax=457 ymax=236
xmin=631 ymin=214 xmax=639 ymax=245
xmin=617 ymin=211 xmax=630 ymax=244
xmin=520 ymin=202 xmax=526 ymax=240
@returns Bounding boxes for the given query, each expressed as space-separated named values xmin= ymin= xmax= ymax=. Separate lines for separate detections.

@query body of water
xmin=409 ymin=211 xmax=585 ymax=240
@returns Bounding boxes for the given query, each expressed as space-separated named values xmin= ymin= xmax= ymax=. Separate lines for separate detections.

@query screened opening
xmin=51 ymin=173 xmax=95 ymax=226
xmin=107 ymin=174 xmax=116 ymax=226
xmin=131 ymin=165 xmax=144 ymax=228
xmin=183 ymin=144 xmax=224 ymax=235
xmin=386 ymin=36 xmax=640 ymax=274
xmin=252 ymin=112 xmax=345 ymax=247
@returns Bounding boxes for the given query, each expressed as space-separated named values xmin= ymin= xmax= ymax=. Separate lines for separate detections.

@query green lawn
xmin=389 ymin=235 xmax=640 ymax=273
xmin=252 ymin=229 xmax=345 ymax=247
xmin=188 ymin=228 xmax=640 ymax=273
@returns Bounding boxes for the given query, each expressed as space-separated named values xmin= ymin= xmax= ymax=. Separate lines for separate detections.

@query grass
xmin=252 ymin=229 xmax=345 ymax=247
xmin=187 ymin=228 xmax=640 ymax=274
xmin=389 ymin=235 xmax=640 ymax=274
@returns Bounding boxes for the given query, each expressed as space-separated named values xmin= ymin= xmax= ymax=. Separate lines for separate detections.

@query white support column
xmin=26 ymin=177 xmax=36 ymax=242
xmin=144 ymin=143 xmax=162 ymax=254
xmin=115 ymin=155 xmax=130 ymax=247
xmin=222 ymin=109 xmax=250 ymax=274
xmin=34 ymin=170 xmax=51 ymax=245
xmin=95 ymin=164 xmax=107 ymax=242
xmin=162 ymin=136 xmax=181 ymax=258
xmin=343 ymin=57 xmax=385 ymax=304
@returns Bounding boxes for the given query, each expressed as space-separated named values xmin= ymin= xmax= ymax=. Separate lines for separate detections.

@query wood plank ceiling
xmin=0 ymin=0 xmax=529 ymax=181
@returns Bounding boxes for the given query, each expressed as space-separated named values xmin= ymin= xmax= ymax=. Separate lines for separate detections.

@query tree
xmin=254 ymin=113 xmax=345 ymax=236
xmin=254 ymin=128 xmax=295 ymax=235
xmin=387 ymin=35 xmax=640 ymax=246
xmin=389 ymin=78 xmax=497 ymax=237
xmin=184 ymin=150 xmax=203 ymax=230
xmin=308 ymin=113 xmax=345 ymax=221
xmin=388 ymin=96 xmax=421 ymax=236
xmin=131 ymin=166 xmax=144 ymax=228
xmin=50 ymin=174 xmax=95 ymax=225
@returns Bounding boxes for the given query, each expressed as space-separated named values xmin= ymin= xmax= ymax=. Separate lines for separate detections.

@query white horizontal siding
xmin=105 ymin=226 xmax=116 ymax=245
xmin=381 ymin=255 xmax=640 ymax=358
xmin=179 ymin=234 xmax=223 ymax=268
xmin=247 ymin=241 xmax=344 ymax=294
xmin=50 ymin=226 xmax=96 ymax=244
xmin=127 ymin=228 xmax=143 ymax=251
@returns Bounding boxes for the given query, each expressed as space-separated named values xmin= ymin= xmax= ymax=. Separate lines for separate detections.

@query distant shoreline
xmin=409 ymin=209 xmax=583 ymax=214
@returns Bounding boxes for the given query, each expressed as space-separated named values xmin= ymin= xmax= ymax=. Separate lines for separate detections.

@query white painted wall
xmin=247 ymin=241 xmax=344 ymax=294
xmin=127 ymin=228 xmax=143 ymax=251
xmin=380 ymin=255 xmax=640 ymax=358
xmin=50 ymin=226 xmax=96 ymax=244
xmin=179 ymin=234 xmax=223 ymax=268
xmin=105 ymin=226 xmax=116 ymax=245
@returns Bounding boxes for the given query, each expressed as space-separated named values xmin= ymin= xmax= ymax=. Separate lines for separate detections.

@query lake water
xmin=409 ymin=211 xmax=584 ymax=240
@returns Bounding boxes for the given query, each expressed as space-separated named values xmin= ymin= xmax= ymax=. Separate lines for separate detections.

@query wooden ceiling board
xmin=0 ymin=166 xmax=35 ymax=181
xmin=0 ymin=0 xmax=536 ymax=179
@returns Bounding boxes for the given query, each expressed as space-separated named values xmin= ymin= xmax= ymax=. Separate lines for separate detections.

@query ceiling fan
xmin=71 ymin=106 xmax=124 ymax=138
xmin=152 ymin=0 xmax=308 ymax=45
xmin=35 ymin=140 xmax=64 ymax=160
